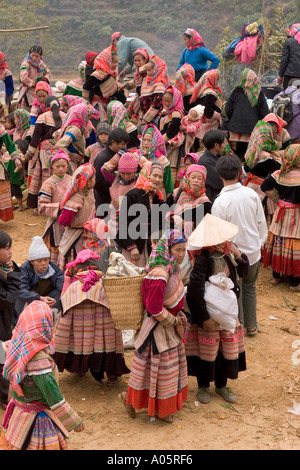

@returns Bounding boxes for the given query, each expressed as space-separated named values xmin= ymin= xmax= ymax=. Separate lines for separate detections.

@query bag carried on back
xmin=270 ymin=90 xmax=296 ymax=123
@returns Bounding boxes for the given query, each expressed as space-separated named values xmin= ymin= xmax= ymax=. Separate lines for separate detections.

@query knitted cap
xmin=28 ymin=236 xmax=50 ymax=261
xmin=118 ymin=152 xmax=139 ymax=173
xmin=190 ymin=104 xmax=205 ymax=119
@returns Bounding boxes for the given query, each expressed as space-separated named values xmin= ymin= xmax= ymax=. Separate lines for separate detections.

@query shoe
xmin=215 ymin=386 xmax=237 ymax=403
xmin=196 ymin=387 xmax=211 ymax=404
xmin=290 ymin=284 xmax=300 ymax=291
xmin=246 ymin=323 xmax=258 ymax=336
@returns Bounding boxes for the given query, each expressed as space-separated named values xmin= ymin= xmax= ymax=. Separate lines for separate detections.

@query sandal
xmin=246 ymin=323 xmax=258 ymax=336
xmin=118 ymin=392 xmax=136 ymax=419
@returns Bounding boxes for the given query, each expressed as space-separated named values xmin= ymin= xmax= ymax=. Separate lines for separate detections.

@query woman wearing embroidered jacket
xmin=190 ymin=69 xmax=223 ymax=140
xmin=37 ymin=150 xmax=72 ymax=264
xmin=55 ymin=102 xmax=100 ymax=173
xmin=25 ymin=96 xmax=65 ymax=209
xmin=243 ymin=116 xmax=284 ymax=221
xmin=12 ymin=109 xmax=31 ymax=142
xmin=261 ymin=144 xmax=300 ymax=290
xmin=167 ymin=164 xmax=211 ymax=238
xmin=160 ymin=85 xmax=185 ymax=183
xmin=174 ymin=63 xmax=196 ymax=112
xmin=138 ymin=54 xmax=169 ymax=126
xmin=17 ymin=45 xmax=51 ymax=111
xmin=119 ymin=229 xmax=188 ymax=423
xmin=29 ymin=81 xmax=53 ymax=134
xmin=57 ymin=163 xmax=96 ymax=272
xmin=102 ymin=124 xmax=174 ymax=195
xmin=54 ymin=247 xmax=130 ymax=386
xmin=185 ymin=214 xmax=249 ymax=405
xmin=0 ymin=301 xmax=84 ymax=450
xmin=82 ymin=44 xmax=125 ymax=120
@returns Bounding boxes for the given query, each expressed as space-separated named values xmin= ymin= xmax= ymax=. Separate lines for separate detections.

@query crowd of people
xmin=0 ymin=24 xmax=299 ymax=450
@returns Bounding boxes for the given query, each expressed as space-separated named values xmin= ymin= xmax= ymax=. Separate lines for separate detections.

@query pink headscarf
xmin=50 ymin=149 xmax=70 ymax=166
xmin=163 ymin=85 xmax=184 ymax=116
xmin=184 ymin=28 xmax=206 ymax=50
xmin=32 ymin=81 xmax=52 ymax=113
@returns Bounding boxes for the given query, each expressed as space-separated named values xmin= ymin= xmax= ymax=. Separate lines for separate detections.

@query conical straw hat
xmin=187 ymin=213 xmax=239 ymax=249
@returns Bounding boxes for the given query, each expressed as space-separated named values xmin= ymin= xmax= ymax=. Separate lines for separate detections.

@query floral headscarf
xmin=140 ymin=124 xmax=166 ymax=160
xmin=133 ymin=48 xmax=150 ymax=83
xmin=61 ymin=94 xmax=86 ymax=109
xmin=60 ymin=163 xmax=95 ymax=210
xmin=14 ymin=109 xmax=30 ymax=135
xmin=146 ymin=229 xmax=186 ymax=273
xmin=184 ymin=28 xmax=206 ymax=50
xmin=94 ymin=45 xmax=118 ymax=77
xmin=181 ymin=164 xmax=207 ymax=198
xmin=190 ymin=69 xmax=222 ymax=104
xmin=238 ymin=68 xmax=261 ymax=108
xmin=244 ymin=120 xmax=280 ymax=169
xmin=3 ymin=301 xmax=55 ymax=397
xmin=107 ymin=100 xmax=131 ymax=130
xmin=278 ymin=143 xmax=300 ymax=178
xmin=57 ymin=102 xmax=100 ymax=140
xmin=135 ymin=161 xmax=164 ymax=200
xmin=163 ymin=85 xmax=184 ymax=117
xmin=174 ymin=63 xmax=196 ymax=96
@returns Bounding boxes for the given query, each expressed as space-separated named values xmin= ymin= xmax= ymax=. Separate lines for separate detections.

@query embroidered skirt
xmin=184 ymin=324 xmax=246 ymax=384
xmin=54 ymin=300 xmax=130 ymax=380
xmin=126 ymin=341 xmax=188 ymax=419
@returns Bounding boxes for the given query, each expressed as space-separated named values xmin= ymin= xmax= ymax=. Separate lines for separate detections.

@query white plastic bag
xmin=204 ymin=272 xmax=238 ymax=333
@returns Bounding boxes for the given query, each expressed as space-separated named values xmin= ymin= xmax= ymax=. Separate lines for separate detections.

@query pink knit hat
xmin=50 ymin=149 xmax=70 ymax=165
xmin=118 ymin=152 xmax=139 ymax=173
xmin=186 ymin=164 xmax=207 ymax=181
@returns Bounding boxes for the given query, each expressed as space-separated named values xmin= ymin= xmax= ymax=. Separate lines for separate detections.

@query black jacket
xmin=198 ymin=150 xmax=223 ymax=203
xmin=279 ymin=37 xmax=300 ymax=78
xmin=0 ymin=263 xmax=20 ymax=342
xmin=18 ymin=260 xmax=64 ymax=304
xmin=225 ymin=87 xmax=269 ymax=134
xmin=116 ymin=188 xmax=163 ymax=255
xmin=93 ymin=145 xmax=117 ymax=210
xmin=186 ymin=250 xmax=249 ymax=328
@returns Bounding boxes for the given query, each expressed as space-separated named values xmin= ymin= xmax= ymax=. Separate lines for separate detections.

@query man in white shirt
xmin=212 ymin=154 xmax=268 ymax=336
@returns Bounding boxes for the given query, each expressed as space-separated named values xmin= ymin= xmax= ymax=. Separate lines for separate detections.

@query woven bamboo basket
xmin=103 ymin=274 xmax=146 ymax=330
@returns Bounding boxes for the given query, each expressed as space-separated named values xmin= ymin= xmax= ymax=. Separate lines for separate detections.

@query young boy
xmin=0 ymin=230 xmax=20 ymax=409
xmin=15 ymin=236 xmax=64 ymax=320
xmin=85 ymin=121 xmax=111 ymax=166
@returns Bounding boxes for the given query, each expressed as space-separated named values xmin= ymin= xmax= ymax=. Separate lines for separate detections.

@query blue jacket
xmin=18 ymin=260 xmax=64 ymax=303
xmin=178 ymin=47 xmax=220 ymax=73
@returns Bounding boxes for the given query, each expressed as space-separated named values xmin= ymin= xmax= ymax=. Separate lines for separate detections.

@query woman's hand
xmin=40 ymin=296 xmax=56 ymax=307
xmin=229 ymin=242 xmax=242 ymax=259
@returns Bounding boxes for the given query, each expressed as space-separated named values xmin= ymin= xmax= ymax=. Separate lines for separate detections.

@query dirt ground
xmin=1 ymin=208 xmax=300 ymax=451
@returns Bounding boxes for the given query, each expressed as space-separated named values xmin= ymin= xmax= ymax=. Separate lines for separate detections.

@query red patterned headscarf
xmin=190 ymin=69 xmax=222 ymax=104
xmin=60 ymin=163 xmax=95 ymax=210
xmin=3 ymin=301 xmax=55 ymax=397
xmin=175 ymin=63 xmax=196 ymax=96
xmin=57 ymin=102 xmax=100 ymax=139
xmin=263 ymin=113 xmax=287 ymax=135
xmin=146 ymin=55 xmax=169 ymax=86
xmin=94 ymin=45 xmax=118 ymax=77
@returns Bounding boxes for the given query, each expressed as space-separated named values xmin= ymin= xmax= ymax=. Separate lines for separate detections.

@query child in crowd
xmin=15 ymin=236 xmax=64 ymax=319
xmin=0 ymin=231 xmax=20 ymax=410
xmin=4 ymin=138 xmax=26 ymax=211
xmin=175 ymin=152 xmax=200 ymax=188
xmin=4 ymin=113 xmax=15 ymax=137
xmin=168 ymin=104 xmax=204 ymax=153
xmin=85 ymin=121 xmax=111 ymax=166
xmin=38 ymin=149 xmax=72 ymax=263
